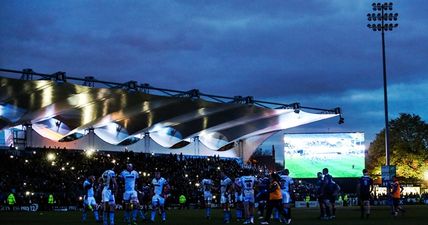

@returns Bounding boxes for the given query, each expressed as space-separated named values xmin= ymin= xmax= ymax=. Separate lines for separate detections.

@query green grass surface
xmin=0 ymin=205 xmax=427 ymax=225
xmin=285 ymin=155 xmax=365 ymax=178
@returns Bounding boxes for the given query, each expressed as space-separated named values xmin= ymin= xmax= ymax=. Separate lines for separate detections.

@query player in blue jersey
xmin=321 ymin=168 xmax=340 ymax=220
xmin=279 ymin=169 xmax=294 ymax=224
xmin=234 ymin=176 xmax=244 ymax=222
xmin=137 ymin=181 xmax=150 ymax=221
xmin=315 ymin=172 xmax=325 ymax=219
xmin=119 ymin=163 xmax=139 ymax=225
xmin=100 ymin=168 xmax=117 ymax=225
xmin=241 ymin=169 xmax=257 ymax=224
xmin=321 ymin=168 xmax=333 ymax=219
xmin=256 ymin=173 xmax=270 ymax=220
xmin=201 ymin=172 xmax=214 ymax=219
xmin=358 ymin=169 xmax=373 ymax=219
xmin=151 ymin=171 xmax=169 ymax=222
xmin=201 ymin=172 xmax=215 ymax=219
xmin=220 ymin=171 xmax=233 ymax=223
xmin=82 ymin=175 xmax=100 ymax=223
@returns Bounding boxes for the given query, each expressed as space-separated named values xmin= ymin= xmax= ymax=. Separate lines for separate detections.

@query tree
xmin=367 ymin=113 xmax=428 ymax=182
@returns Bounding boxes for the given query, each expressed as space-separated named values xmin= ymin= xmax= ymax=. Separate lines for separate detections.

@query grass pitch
xmin=0 ymin=205 xmax=426 ymax=225
xmin=285 ymin=154 xmax=365 ymax=178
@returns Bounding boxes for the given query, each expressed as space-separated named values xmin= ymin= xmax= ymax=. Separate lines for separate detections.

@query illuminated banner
xmin=283 ymin=132 xmax=365 ymax=178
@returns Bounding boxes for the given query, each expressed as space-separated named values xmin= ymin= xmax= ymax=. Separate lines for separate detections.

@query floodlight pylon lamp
xmin=383 ymin=3 xmax=389 ymax=10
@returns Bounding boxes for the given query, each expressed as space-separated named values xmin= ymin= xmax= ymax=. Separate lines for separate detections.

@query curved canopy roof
xmin=0 ymin=71 xmax=340 ymax=150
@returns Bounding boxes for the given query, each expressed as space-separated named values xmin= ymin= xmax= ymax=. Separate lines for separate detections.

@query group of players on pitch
xmin=82 ymin=163 xmax=169 ymax=225
xmin=81 ymin=163 xmax=380 ymax=225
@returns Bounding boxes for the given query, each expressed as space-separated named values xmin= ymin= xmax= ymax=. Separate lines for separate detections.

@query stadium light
xmin=85 ymin=149 xmax=95 ymax=158
xmin=25 ymin=191 xmax=30 ymax=196
xmin=367 ymin=2 xmax=398 ymax=167
xmin=47 ymin=153 xmax=56 ymax=161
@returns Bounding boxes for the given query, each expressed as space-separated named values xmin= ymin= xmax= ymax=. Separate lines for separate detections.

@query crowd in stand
xmin=0 ymin=148 xmax=257 ymax=209
xmin=1 ymin=148 xmax=427 ymax=210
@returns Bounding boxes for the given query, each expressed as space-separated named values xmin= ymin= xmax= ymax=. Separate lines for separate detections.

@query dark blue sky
xmin=1 ymin=0 xmax=427 ymax=149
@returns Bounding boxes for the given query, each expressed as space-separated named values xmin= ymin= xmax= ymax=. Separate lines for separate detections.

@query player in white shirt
xmin=119 ymin=163 xmax=139 ymax=225
xmin=234 ymin=176 xmax=244 ymax=222
xmin=100 ymin=168 xmax=117 ymax=225
xmin=220 ymin=171 xmax=233 ymax=223
xmin=279 ymin=169 xmax=294 ymax=224
xmin=201 ymin=173 xmax=214 ymax=219
xmin=82 ymin=175 xmax=100 ymax=222
xmin=151 ymin=171 xmax=169 ymax=222
xmin=241 ymin=169 xmax=257 ymax=224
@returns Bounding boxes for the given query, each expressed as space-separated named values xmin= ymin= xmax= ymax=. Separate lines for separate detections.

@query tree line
xmin=367 ymin=113 xmax=428 ymax=183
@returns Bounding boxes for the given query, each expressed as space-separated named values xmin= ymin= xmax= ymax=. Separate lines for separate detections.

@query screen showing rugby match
xmin=283 ymin=132 xmax=365 ymax=178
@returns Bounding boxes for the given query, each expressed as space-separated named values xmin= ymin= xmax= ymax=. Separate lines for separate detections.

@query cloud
xmin=1 ymin=0 xmax=428 ymax=146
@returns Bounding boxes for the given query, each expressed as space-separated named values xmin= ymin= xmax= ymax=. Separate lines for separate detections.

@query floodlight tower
xmin=367 ymin=2 xmax=398 ymax=167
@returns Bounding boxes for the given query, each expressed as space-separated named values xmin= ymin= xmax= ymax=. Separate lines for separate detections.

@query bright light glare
xmin=85 ymin=149 xmax=95 ymax=158
xmin=47 ymin=153 xmax=56 ymax=161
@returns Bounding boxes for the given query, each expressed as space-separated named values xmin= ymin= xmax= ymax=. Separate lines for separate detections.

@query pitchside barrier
xmin=1 ymin=199 xmax=426 ymax=212
xmin=294 ymin=201 xmax=345 ymax=208
xmin=0 ymin=204 xmax=39 ymax=212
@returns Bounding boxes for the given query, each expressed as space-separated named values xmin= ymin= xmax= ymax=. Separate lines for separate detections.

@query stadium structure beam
xmin=0 ymin=68 xmax=341 ymax=116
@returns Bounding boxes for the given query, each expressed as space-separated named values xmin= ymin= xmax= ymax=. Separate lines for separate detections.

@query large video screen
xmin=283 ymin=132 xmax=365 ymax=178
